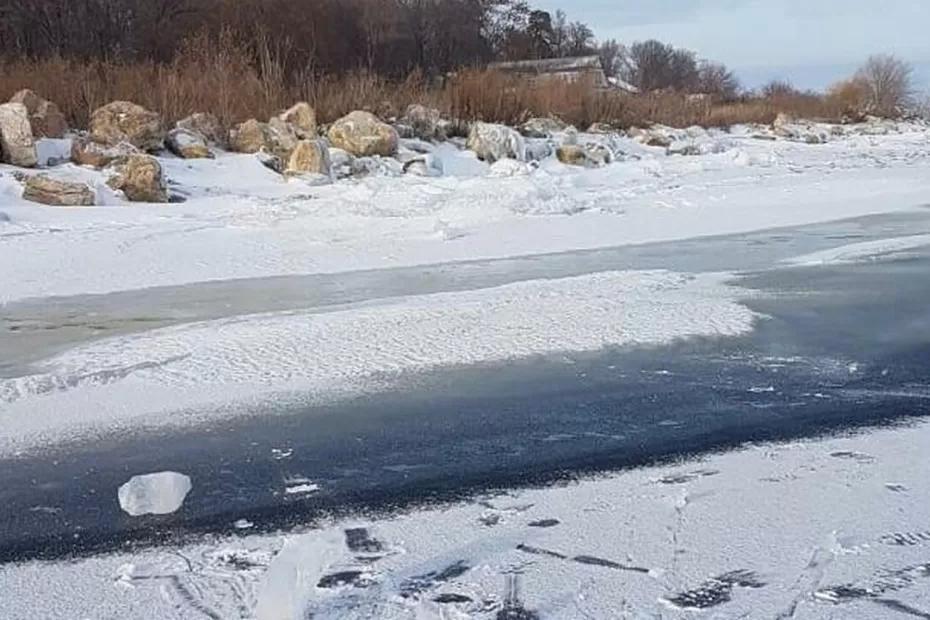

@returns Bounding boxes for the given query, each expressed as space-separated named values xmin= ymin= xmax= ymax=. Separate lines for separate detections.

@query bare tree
xmin=697 ymin=61 xmax=740 ymax=100
xmin=597 ymin=39 xmax=622 ymax=77
xmin=855 ymin=54 xmax=913 ymax=116
xmin=620 ymin=40 xmax=699 ymax=92
xmin=761 ymin=80 xmax=800 ymax=99
xmin=564 ymin=21 xmax=594 ymax=57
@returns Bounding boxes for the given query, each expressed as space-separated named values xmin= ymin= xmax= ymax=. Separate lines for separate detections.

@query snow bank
xmin=117 ymin=471 xmax=192 ymax=517
xmin=785 ymin=234 xmax=930 ymax=266
xmin=2 ymin=125 xmax=930 ymax=302
xmin=0 ymin=270 xmax=757 ymax=454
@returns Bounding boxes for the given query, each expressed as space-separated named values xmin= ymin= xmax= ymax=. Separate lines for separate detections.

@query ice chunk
xmin=118 ymin=471 xmax=192 ymax=516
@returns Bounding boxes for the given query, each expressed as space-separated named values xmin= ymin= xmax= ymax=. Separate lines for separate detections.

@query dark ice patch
xmin=317 ymin=570 xmax=371 ymax=589
xmin=480 ymin=513 xmax=503 ymax=527
xmin=879 ymin=531 xmax=930 ymax=547
xmin=527 ymin=519 xmax=560 ymax=528
xmin=400 ymin=560 xmax=471 ymax=598
xmin=873 ymin=599 xmax=930 ymax=619
xmin=344 ymin=527 xmax=384 ymax=554
xmin=814 ymin=585 xmax=872 ymax=603
xmin=815 ymin=562 xmax=930 ymax=605
xmin=658 ymin=469 xmax=720 ymax=485
xmin=830 ymin=451 xmax=876 ymax=463
xmin=664 ymin=570 xmax=765 ymax=610
xmin=572 ymin=555 xmax=650 ymax=573
xmin=433 ymin=593 xmax=473 ymax=604
xmin=516 ymin=543 xmax=567 ymax=560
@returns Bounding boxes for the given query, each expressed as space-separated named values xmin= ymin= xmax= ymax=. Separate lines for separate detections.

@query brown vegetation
xmin=0 ymin=54 xmax=865 ymax=137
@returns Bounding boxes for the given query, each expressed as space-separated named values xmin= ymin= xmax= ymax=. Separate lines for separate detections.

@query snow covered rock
xmin=9 ymin=89 xmax=67 ymax=139
xmin=666 ymin=143 xmax=703 ymax=156
xmin=351 ymin=156 xmax=403 ymax=177
xmin=90 ymin=101 xmax=165 ymax=152
xmin=118 ymin=471 xmax=191 ymax=516
xmin=772 ymin=113 xmax=828 ymax=144
xmin=176 ymin=112 xmax=225 ymax=147
xmin=276 ymin=102 xmax=317 ymax=139
xmin=556 ymin=143 xmax=613 ymax=167
xmin=21 ymin=175 xmax=95 ymax=206
xmin=166 ymin=127 xmax=213 ymax=159
xmin=399 ymin=104 xmax=449 ymax=141
xmin=107 ymin=154 xmax=169 ymax=203
xmin=327 ymin=111 xmax=399 ymax=157
xmin=586 ymin=122 xmax=615 ymax=135
xmin=466 ymin=122 xmax=525 ymax=163
xmin=772 ymin=112 xmax=794 ymax=137
xmin=521 ymin=116 xmax=566 ymax=138
xmin=488 ymin=158 xmax=536 ymax=177
xmin=284 ymin=139 xmax=331 ymax=178
xmin=328 ymin=147 xmax=355 ymax=179
xmin=71 ymin=137 xmax=140 ymax=169
xmin=632 ymin=126 xmax=674 ymax=148
xmin=401 ymin=153 xmax=443 ymax=177
xmin=0 ymin=103 xmax=38 ymax=168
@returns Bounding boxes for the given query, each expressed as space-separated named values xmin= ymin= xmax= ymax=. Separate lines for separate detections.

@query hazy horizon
xmin=532 ymin=0 xmax=930 ymax=92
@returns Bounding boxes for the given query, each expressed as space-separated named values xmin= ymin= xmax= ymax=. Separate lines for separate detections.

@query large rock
xmin=266 ymin=118 xmax=299 ymax=158
xmin=466 ymin=122 xmax=525 ymax=163
xmin=166 ymin=127 xmax=212 ymax=159
xmin=71 ymin=137 xmax=140 ymax=169
xmin=0 ymin=103 xmax=38 ymax=167
xmin=176 ymin=112 xmax=225 ymax=147
xmin=107 ymin=154 xmax=168 ymax=203
xmin=521 ymin=117 xmax=566 ymax=138
xmin=10 ymin=89 xmax=67 ymax=139
xmin=556 ymin=143 xmax=613 ymax=167
xmin=772 ymin=112 xmax=794 ymax=137
xmin=276 ymin=102 xmax=317 ymax=139
xmin=399 ymin=105 xmax=448 ymax=141
xmin=284 ymin=139 xmax=331 ymax=178
xmin=22 ymin=175 xmax=95 ymax=206
xmin=90 ymin=101 xmax=164 ymax=152
xmin=228 ymin=119 xmax=269 ymax=154
xmin=327 ymin=111 xmax=398 ymax=157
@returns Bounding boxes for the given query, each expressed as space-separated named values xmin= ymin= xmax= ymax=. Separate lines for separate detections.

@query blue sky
xmin=532 ymin=0 xmax=930 ymax=91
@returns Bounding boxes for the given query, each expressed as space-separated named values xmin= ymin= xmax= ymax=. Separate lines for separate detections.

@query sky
xmin=532 ymin=0 xmax=930 ymax=91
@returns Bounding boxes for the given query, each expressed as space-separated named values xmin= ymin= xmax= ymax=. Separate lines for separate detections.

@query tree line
xmin=0 ymin=0 xmax=748 ymax=99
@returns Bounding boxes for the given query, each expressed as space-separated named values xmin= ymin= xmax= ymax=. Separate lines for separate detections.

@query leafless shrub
xmin=854 ymin=54 xmax=913 ymax=116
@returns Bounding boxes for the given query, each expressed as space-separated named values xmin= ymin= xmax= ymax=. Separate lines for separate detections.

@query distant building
xmin=488 ymin=56 xmax=609 ymax=88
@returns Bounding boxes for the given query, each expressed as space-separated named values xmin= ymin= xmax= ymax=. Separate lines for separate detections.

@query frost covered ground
xmin=2 ymin=121 xmax=930 ymax=618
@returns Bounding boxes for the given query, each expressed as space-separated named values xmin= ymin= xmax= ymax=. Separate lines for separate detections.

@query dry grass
xmin=0 ymin=34 xmax=858 ymax=134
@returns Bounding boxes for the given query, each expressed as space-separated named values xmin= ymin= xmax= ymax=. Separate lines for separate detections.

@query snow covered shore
xmin=2 ymin=121 xmax=930 ymax=303
xmin=3 ymin=419 xmax=929 ymax=619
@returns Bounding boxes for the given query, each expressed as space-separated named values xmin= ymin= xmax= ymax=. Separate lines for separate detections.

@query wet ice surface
xmin=3 ymin=210 xmax=929 ymax=378
xmin=4 ymin=419 xmax=930 ymax=619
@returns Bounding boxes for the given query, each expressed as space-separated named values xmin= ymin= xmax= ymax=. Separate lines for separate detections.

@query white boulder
xmin=466 ymin=122 xmax=525 ymax=163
